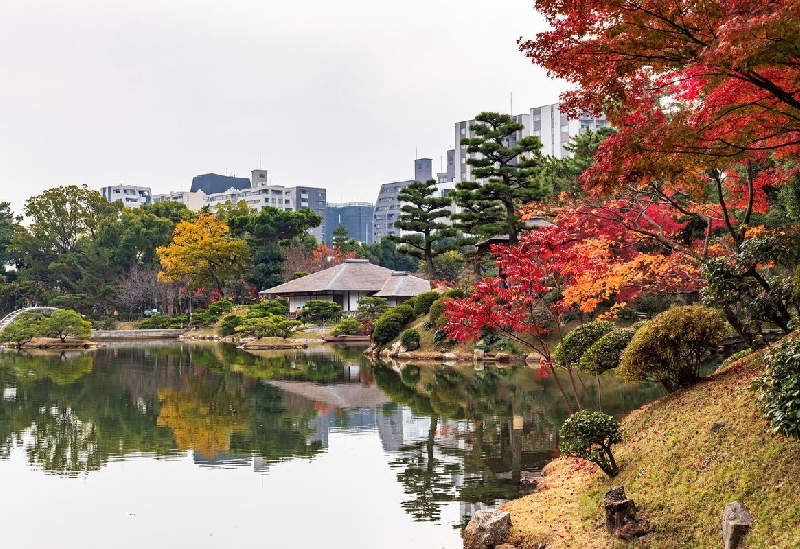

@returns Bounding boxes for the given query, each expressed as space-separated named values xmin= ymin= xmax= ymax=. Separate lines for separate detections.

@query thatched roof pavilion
xmin=258 ymin=259 xmax=431 ymax=312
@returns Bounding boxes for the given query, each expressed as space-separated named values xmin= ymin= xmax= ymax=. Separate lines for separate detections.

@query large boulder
xmin=462 ymin=509 xmax=511 ymax=549
xmin=722 ymin=501 xmax=753 ymax=549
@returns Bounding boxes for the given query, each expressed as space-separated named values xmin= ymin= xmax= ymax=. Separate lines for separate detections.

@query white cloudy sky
xmin=0 ymin=0 xmax=564 ymax=216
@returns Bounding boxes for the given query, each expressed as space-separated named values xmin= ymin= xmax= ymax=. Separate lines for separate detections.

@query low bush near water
xmin=558 ymin=410 xmax=622 ymax=477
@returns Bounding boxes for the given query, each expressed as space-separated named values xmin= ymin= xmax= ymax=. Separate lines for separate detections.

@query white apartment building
xmin=151 ymin=190 xmax=206 ymax=211
xmin=100 ymin=185 xmax=152 ymax=208
xmin=529 ymin=103 xmax=608 ymax=159
xmin=453 ymin=104 xmax=607 ymax=183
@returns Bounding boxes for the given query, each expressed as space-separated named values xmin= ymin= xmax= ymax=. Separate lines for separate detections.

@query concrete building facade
xmin=326 ymin=202 xmax=375 ymax=246
xmin=100 ymin=185 xmax=152 ymax=208
xmin=151 ymin=190 xmax=206 ymax=211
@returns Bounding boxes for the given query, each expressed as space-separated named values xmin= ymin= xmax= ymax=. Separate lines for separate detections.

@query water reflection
xmin=0 ymin=343 xmax=664 ymax=530
xmin=371 ymin=360 xmax=665 ymax=525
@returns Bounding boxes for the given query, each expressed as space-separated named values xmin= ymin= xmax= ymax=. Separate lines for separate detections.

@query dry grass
xmin=502 ymin=340 xmax=800 ymax=548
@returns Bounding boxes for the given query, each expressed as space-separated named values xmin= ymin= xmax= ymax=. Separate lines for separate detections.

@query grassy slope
xmin=502 ymin=339 xmax=800 ymax=549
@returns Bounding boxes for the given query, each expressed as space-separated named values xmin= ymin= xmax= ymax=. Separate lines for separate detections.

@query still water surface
xmin=0 ymin=343 xmax=663 ymax=548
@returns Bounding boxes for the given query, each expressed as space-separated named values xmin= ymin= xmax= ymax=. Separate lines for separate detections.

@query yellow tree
xmin=156 ymin=215 xmax=249 ymax=296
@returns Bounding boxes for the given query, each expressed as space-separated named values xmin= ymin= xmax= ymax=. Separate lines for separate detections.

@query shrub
xmin=189 ymin=308 xmax=215 ymax=327
xmin=428 ymin=299 xmax=446 ymax=327
xmin=332 ymin=317 xmax=361 ymax=336
xmin=208 ymin=299 xmax=234 ymax=317
xmin=220 ymin=314 xmax=243 ymax=336
xmin=356 ymin=296 xmax=389 ymax=321
xmin=554 ymin=321 xmax=615 ymax=367
xmin=393 ymin=304 xmax=416 ymax=325
xmin=634 ymin=292 xmax=679 ymax=318
xmin=558 ymin=410 xmax=622 ymax=477
xmin=235 ymin=316 xmax=300 ymax=339
xmin=0 ymin=312 xmax=47 ymax=346
xmin=400 ymin=329 xmax=421 ymax=351
xmin=372 ymin=312 xmax=406 ymax=346
xmin=137 ymin=315 xmax=186 ymax=329
xmin=753 ymin=338 xmax=800 ymax=439
xmin=720 ymin=347 xmax=752 ymax=369
xmin=249 ymin=299 xmax=290 ymax=318
xmin=618 ymin=305 xmax=727 ymax=392
xmin=442 ymin=288 xmax=465 ymax=300
xmin=579 ymin=327 xmax=637 ymax=375
xmin=300 ymin=300 xmax=343 ymax=324
xmin=413 ymin=291 xmax=441 ymax=316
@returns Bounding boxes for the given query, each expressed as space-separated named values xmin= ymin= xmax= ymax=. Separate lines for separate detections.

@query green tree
xmin=0 ymin=311 xmax=47 ymax=347
xmin=536 ymin=127 xmax=615 ymax=197
xmin=451 ymin=112 xmax=545 ymax=245
xmin=363 ymin=238 xmax=419 ymax=272
xmin=300 ymin=300 xmax=343 ymax=324
xmin=227 ymin=207 xmax=323 ymax=289
xmin=19 ymin=184 xmax=121 ymax=255
xmin=0 ymin=202 xmax=20 ymax=271
xmin=235 ymin=316 xmax=300 ymax=339
xmin=44 ymin=309 xmax=93 ymax=342
xmin=387 ymin=179 xmax=457 ymax=277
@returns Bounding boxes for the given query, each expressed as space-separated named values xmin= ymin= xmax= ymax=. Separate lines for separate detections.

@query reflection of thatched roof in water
xmin=263 ymin=380 xmax=390 ymax=409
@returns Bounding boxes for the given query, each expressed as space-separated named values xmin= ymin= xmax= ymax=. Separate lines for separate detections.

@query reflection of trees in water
xmin=228 ymin=347 xmax=368 ymax=383
xmin=390 ymin=416 xmax=459 ymax=522
xmin=230 ymin=382 xmax=323 ymax=466
xmin=373 ymin=360 xmax=666 ymax=523
xmin=0 ymin=344 xmax=363 ymax=474
xmin=1 ymin=351 xmax=94 ymax=385
xmin=156 ymin=369 xmax=250 ymax=457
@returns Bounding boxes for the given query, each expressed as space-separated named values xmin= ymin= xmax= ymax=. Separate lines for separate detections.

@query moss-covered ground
xmin=501 ymin=338 xmax=800 ymax=549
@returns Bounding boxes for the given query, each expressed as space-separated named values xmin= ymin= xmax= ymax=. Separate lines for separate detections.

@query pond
xmin=0 ymin=343 xmax=664 ymax=548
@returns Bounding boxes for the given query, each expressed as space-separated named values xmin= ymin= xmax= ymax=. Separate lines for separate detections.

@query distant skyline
xmin=1 ymin=0 xmax=566 ymax=216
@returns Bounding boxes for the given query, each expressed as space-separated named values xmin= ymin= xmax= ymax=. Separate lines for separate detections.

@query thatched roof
xmin=375 ymin=271 xmax=432 ymax=297
xmin=259 ymin=259 xmax=431 ymax=296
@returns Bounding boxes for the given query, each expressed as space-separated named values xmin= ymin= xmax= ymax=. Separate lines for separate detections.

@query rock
xmin=462 ymin=509 xmax=511 ymax=549
xmin=603 ymin=486 xmax=651 ymax=540
xmin=722 ymin=501 xmax=752 ymax=549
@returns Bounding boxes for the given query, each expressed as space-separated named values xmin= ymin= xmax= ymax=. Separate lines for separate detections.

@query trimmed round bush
xmin=618 ymin=305 xmax=727 ymax=392
xmin=753 ymin=337 xmax=800 ymax=439
xmin=372 ymin=313 xmax=406 ymax=346
xmin=413 ymin=291 xmax=441 ymax=316
xmin=400 ymin=329 xmax=421 ymax=351
xmin=554 ymin=321 xmax=615 ymax=367
xmin=428 ymin=299 xmax=446 ymax=327
xmin=393 ymin=304 xmax=416 ymax=325
xmin=332 ymin=317 xmax=361 ymax=336
xmin=249 ymin=299 xmax=289 ymax=318
xmin=559 ymin=410 xmax=622 ymax=477
xmin=579 ymin=327 xmax=637 ymax=374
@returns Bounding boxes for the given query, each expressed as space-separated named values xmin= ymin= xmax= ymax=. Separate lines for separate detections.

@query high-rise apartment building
xmin=100 ymin=185 xmax=152 ymax=208
xmin=326 ymin=202 xmax=375 ymax=246
xmin=373 ymin=179 xmax=414 ymax=241
xmin=452 ymin=104 xmax=607 ymax=183
xmin=528 ymin=103 xmax=607 ymax=159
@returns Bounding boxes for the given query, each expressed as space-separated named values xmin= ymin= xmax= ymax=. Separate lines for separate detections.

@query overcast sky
xmin=1 ymin=0 xmax=565 ymax=216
